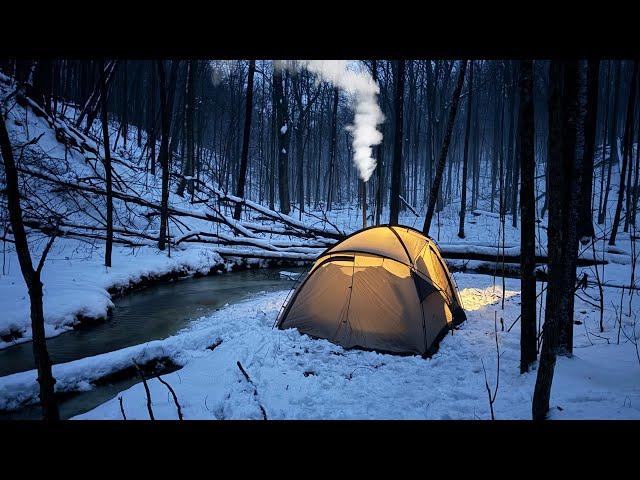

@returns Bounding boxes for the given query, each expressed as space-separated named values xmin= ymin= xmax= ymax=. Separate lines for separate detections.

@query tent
xmin=277 ymin=225 xmax=466 ymax=356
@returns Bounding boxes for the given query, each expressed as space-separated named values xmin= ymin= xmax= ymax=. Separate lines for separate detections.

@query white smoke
xmin=281 ymin=60 xmax=384 ymax=182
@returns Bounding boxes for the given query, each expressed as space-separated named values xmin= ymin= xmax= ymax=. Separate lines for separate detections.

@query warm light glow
xmin=458 ymin=286 xmax=518 ymax=311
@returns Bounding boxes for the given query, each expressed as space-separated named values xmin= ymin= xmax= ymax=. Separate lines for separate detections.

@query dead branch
xmin=132 ymin=359 xmax=155 ymax=420
xmin=236 ymin=361 xmax=267 ymax=420
xmin=156 ymin=374 xmax=184 ymax=420
xmin=118 ymin=396 xmax=126 ymax=420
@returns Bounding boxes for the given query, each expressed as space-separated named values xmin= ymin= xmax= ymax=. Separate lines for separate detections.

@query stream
xmin=0 ymin=267 xmax=305 ymax=419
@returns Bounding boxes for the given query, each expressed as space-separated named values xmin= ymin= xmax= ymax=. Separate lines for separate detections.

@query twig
xmin=132 ymin=359 xmax=155 ymax=420
xmin=236 ymin=361 xmax=267 ymax=420
xmin=481 ymin=312 xmax=501 ymax=420
xmin=156 ymin=374 xmax=184 ymax=420
xmin=118 ymin=396 xmax=126 ymax=420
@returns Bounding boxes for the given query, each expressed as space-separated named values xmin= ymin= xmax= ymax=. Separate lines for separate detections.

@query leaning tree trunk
xmin=458 ymin=61 xmax=474 ymax=238
xmin=99 ymin=60 xmax=113 ymax=267
xmin=389 ymin=60 xmax=406 ymax=226
xmin=234 ymin=60 xmax=256 ymax=220
xmin=517 ymin=59 xmax=537 ymax=373
xmin=422 ymin=60 xmax=468 ymax=236
xmin=0 ymin=113 xmax=59 ymax=421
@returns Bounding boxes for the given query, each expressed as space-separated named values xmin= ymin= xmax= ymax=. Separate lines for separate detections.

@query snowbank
xmin=0 ymin=239 xmax=226 ymax=348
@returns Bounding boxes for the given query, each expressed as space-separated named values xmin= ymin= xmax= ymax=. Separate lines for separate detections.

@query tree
xmin=458 ymin=61 xmax=474 ymax=238
xmin=599 ymin=61 xmax=622 ymax=225
xmin=0 ymin=113 xmax=59 ymax=420
xmin=372 ymin=60 xmax=384 ymax=226
xmin=517 ymin=59 xmax=536 ymax=373
xmin=577 ymin=61 xmax=600 ymax=243
xmin=99 ymin=60 xmax=113 ymax=267
xmin=326 ymin=88 xmax=339 ymax=211
xmin=291 ymin=71 xmax=320 ymax=217
xmin=233 ymin=60 xmax=256 ymax=219
xmin=609 ymin=60 xmax=638 ymax=246
xmin=532 ymin=61 xmax=588 ymax=419
xmin=176 ymin=60 xmax=198 ymax=198
xmin=157 ymin=60 xmax=179 ymax=251
xmin=423 ymin=60 xmax=468 ymax=236
xmin=33 ymin=59 xmax=53 ymax=115
xmin=273 ymin=62 xmax=290 ymax=215
xmin=389 ymin=60 xmax=405 ymax=226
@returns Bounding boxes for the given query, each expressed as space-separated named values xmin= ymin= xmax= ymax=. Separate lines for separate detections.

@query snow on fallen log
xmin=213 ymin=187 xmax=346 ymax=240
xmin=279 ymin=271 xmax=302 ymax=280
xmin=212 ymin=247 xmax=317 ymax=262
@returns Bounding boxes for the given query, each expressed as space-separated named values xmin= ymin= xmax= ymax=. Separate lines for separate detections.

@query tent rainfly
xmin=277 ymin=225 xmax=467 ymax=356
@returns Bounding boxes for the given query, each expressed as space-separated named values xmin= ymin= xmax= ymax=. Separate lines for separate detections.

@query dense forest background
xmin=2 ymin=59 xmax=637 ymax=232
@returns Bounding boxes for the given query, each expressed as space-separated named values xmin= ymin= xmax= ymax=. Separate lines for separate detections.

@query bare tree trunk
xmin=122 ymin=60 xmax=128 ymax=149
xmin=533 ymin=60 xmax=588 ymax=419
xmin=458 ymin=61 xmax=473 ymax=238
xmin=0 ymin=114 xmax=59 ymax=421
xmin=33 ymin=59 xmax=53 ymax=115
xmin=518 ymin=60 xmax=537 ymax=373
xmin=373 ymin=60 xmax=384 ymax=225
xmin=274 ymin=63 xmax=290 ymax=214
xmin=422 ymin=60 xmax=468 ymax=236
xmin=99 ymin=60 xmax=113 ymax=267
xmin=176 ymin=60 xmax=196 ymax=198
xmin=233 ymin=60 xmax=256 ymax=219
xmin=326 ymin=88 xmax=338 ymax=211
xmin=600 ymin=61 xmax=622 ymax=225
xmin=157 ymin=60 xmax=179 ymax=251
xmin=610 ymin=60 xmax=638 ymax=246
xmin=149 ymin=63 xmax=157 ymax=176
xmin=577 ymin=61 xmax=600 ymax=242
xmin=532 ymin=60 xmax=566 ymax=420
xmin=597 ymin=62 xmax=611 ymax=224
xmin=389 ymin=60 xmax=406 ymax=226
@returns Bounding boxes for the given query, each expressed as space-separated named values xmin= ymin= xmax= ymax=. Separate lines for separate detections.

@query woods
xmin=1 ymin=57 xmax=640 ymax=421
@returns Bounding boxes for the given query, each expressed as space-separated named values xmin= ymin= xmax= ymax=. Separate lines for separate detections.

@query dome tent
xmin=277 ymin=225 xmax=467 ymax=356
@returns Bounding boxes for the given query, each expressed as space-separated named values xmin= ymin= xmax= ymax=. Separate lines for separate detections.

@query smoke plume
xmin=282 ymin=60 xmax=384 ymax=182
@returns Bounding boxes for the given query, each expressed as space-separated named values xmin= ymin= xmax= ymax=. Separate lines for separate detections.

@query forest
xmin=0 ymin=58 xmax=638 ymax=421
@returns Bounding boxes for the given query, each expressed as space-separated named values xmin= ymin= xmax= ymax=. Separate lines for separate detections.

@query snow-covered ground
xmin=5 ymin=271 xmax=635 ymax=419
xmin=60 ymin=273 xmax=638 ymax=420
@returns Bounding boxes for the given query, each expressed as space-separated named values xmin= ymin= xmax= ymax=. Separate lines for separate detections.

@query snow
xmin=58 ymin=273 xmax=639 ymax=420
xmin=2 ymin=69 xmax=640 ymax=420
xmin=0 ymin=239 xmax=224 ymax=349
xmin=279 ymin=271 xmax=301 ymax=280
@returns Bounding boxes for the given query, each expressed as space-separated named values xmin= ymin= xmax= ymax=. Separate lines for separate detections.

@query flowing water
xmin=0 ymin=267 xmax=305 ymax=419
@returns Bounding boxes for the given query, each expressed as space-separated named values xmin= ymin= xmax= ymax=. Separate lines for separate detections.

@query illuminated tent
xmin=277 ymin=225 xmax=467 ymax=356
